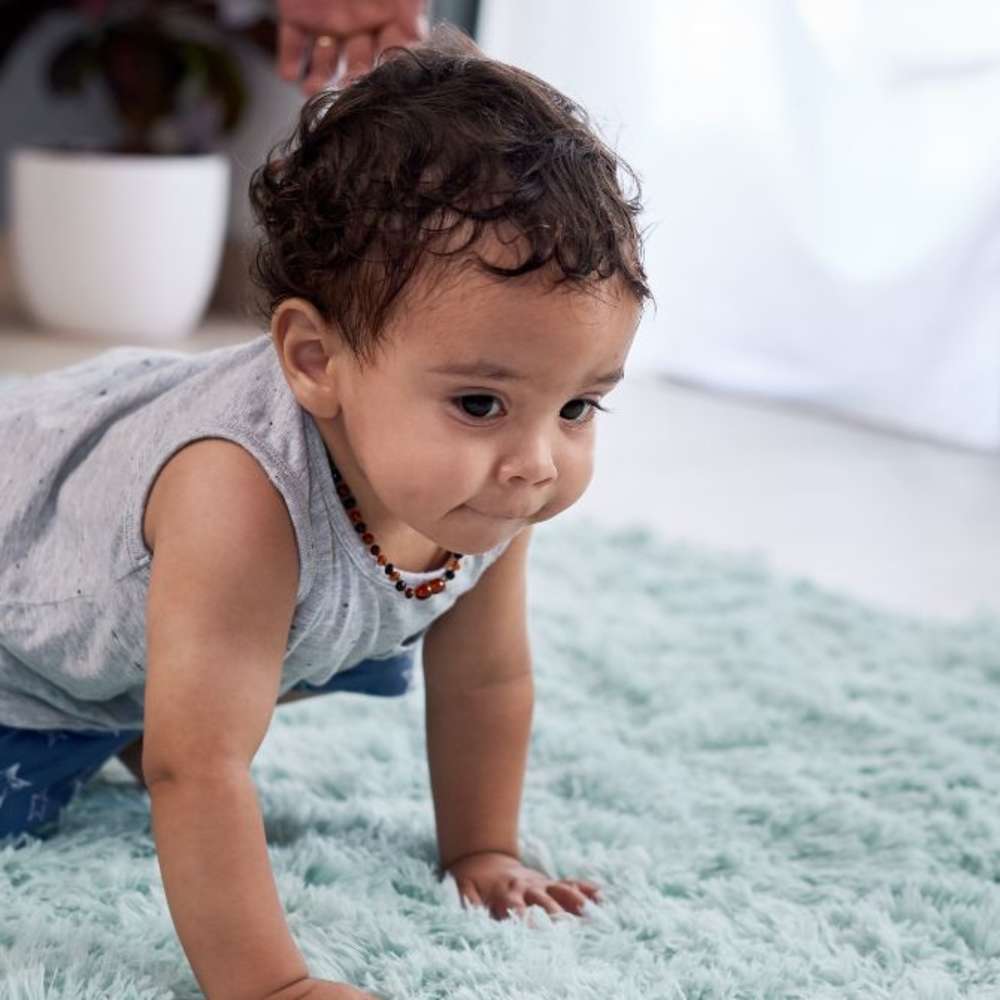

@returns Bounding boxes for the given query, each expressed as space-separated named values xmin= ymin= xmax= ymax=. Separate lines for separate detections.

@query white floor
xmin=573 ymin=375 xmax=1000 ymax=623
xmin=2 ymin=315 xmax=998 ymax=623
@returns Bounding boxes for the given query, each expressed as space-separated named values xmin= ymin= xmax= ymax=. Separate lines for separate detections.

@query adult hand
xmin=276 ymin=0 xmax=429 ymax=95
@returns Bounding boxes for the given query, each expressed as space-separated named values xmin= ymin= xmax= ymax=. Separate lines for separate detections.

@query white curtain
xmin=477 ymin=0 xmax=1000 ymax=450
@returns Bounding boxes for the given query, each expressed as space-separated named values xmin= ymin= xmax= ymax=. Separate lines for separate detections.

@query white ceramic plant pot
xmin=9 ymin=148 xmax=230 ymax=342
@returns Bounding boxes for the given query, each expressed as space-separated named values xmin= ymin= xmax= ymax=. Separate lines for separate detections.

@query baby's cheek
xmin=572 ymin=447 xmax=596 ymax=491
xmin=553 ymin=453 xmax=595 ymax=512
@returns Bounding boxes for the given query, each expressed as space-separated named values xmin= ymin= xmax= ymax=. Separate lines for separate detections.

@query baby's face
xmin=279 ymin=262 xmax=640 ymax=558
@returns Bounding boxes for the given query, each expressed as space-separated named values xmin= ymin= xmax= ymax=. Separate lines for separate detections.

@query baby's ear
xmin=271 ymin=297 xmax=346 ymax=418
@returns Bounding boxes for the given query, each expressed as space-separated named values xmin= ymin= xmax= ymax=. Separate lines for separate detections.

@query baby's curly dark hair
xmin=248 ymin=23 xmax=651 ymax=368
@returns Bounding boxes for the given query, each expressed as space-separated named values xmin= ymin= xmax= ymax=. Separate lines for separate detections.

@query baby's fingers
xmin=567 ymin=878 xmax=603 ymax=901
xmin=524 ymin=885 xmax=574 ymax=919
xmin=544 ymin=881 xmax=593 ymax=915
xmin=457 ymin=878 xmax=484 ymax=910
xmin=485 ymin=885 xmax=527 ymax=921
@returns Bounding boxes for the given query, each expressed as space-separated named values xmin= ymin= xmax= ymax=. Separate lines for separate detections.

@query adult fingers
xmin=277 ymin=21 xmax=312 ymax=82
xmin=373 ymin=22 xmax=413 ymax=66
xmin=340 ymin=32 xmax=376 ymax=85
xmin=370 ymin=2 xmax=429 ymax=73
xmin=302 ymin=34 xmax=342 ymax=96
xmin=277 ymin=0 xmax=396 ymax=37
xmin=394 ymin=0 xmax=430 ymax=39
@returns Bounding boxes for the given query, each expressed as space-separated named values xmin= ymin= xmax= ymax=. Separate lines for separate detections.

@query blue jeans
xmin=0 ymin=652 xmax=414 ymax=848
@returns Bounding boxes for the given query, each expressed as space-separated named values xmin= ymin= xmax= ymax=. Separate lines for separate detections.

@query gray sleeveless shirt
xmin=0 ymin=334 xmax=512 ymax=731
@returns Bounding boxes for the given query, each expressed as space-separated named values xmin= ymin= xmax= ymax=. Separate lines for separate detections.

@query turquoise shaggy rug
xmin=2 ymin=515 xmax=1000 ymax=999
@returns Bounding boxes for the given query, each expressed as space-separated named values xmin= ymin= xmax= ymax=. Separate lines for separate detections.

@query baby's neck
xmin=318 ymin=419 xmax=449 ymax=575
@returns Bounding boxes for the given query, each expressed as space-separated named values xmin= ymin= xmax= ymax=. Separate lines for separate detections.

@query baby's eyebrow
xmin=427 ymin=360 xmax=625 ymax=387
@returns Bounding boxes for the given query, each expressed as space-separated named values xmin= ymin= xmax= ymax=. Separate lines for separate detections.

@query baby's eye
xmin=453 ymin=395 xmax=606 ymax=424
xmin=560 ymin=399 xmax=603 ymax=424
xmin=455 ymin=394 xmax=503 ymax=420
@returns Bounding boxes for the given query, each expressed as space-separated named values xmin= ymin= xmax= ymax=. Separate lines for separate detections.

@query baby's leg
xmin=1 ymin=725 xmax=141 ymax=845
xmin=116 ymin=736 xmax=146 ymax=787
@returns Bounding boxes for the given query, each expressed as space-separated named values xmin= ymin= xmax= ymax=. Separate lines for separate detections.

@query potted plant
xmin=1 ymin=0 xmax=278 ymax=341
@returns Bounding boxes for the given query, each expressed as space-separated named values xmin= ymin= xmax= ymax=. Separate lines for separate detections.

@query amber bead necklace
xmin=327 ymin=450 xmax=462 ymax=600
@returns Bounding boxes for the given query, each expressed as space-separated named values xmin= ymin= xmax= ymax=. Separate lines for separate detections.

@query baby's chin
xmin=450 ymin=504 xmax=555 ymax=551
xmin=427 ymin=505 xmax=527 ymax=554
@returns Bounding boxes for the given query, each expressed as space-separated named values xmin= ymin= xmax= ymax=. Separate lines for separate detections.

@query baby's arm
xmin=421 ymin=527 xmax=535 ymax=872
xmin=140 ymin=441 xmax=373 ymax=1000
xmin=421 ymin=526 xmax=603 ymax=920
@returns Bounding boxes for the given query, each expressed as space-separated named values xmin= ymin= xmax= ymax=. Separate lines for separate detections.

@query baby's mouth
xmin=465 ymin=505 xmax=527 ymax=521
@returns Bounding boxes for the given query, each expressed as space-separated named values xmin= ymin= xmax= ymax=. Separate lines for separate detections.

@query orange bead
xmin=429 ymin=578 xmax=446 ymax=594
xmin=377 ymin=554 xmax=387 ymax=566
xmin=362 ymin=532 xmax=374 ymax=545
xmin=389 ymin=571 xmax=401 ymax=582
xmin=415 ymin=583 xmax=432 ymax=599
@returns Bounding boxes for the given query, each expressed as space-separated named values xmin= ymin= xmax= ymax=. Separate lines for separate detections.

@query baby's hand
xmin=445 ymin=850 xmax=603 ymax=921
xmin=276 ymin=978 xmax=384 ymax=999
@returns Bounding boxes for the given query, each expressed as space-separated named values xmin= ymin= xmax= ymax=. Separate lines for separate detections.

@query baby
xmin=0 ymin=25 xmax=650 ymax=1000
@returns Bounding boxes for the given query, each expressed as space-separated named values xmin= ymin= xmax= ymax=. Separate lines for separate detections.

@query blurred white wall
xmin=479 ymin=0 xmax=1000 ymax=451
